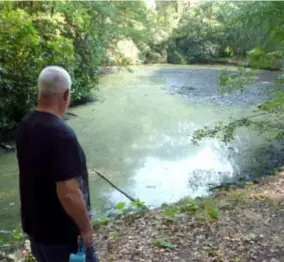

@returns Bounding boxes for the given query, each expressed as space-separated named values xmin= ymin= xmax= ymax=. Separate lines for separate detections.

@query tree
xmin=0 ymin=1 xmax=152 ymax=142
xmin=167 ymin=2 xmax=227 ymax=64
xmin=0 ymin=3 xmax=75 ymax=141
xmin=192 ymin=1 xmax=284 ymax=144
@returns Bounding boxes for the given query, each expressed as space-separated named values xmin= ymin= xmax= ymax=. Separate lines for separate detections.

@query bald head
xmin=38 ymin=66 xmax=72 ymax=98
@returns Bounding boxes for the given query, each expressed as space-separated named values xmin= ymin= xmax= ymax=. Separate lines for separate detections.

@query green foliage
xmin=24 ymin=254 xmax=36 ymax=262
xmin=109 ymin=231 xmax=119 ymax=240
xmin=212 ymin=2 xmax=284 ymax=141
xmin=0 ymin=228 xmax=25 ymax=254
xmin=93 ymin=216 xmax=110 ymax=228
xmin=0 ymin=1 xmax=153 ymax=142
xmin=178 ymin=199 xmax=199 ymax=213
xmin=167 ymin=1 xmax=284 ymax=68
xmin=247 ymin=48 xmax=265 ymax=68
xmin=0 ymin=2 xmax=86 ymax=139
xmin=114 ymin=200 xmax=148 ymax=216
xmin=191 ymin=117 xmax=259 ymax=145
xmin=168 ymin=2 xmax=227 ymax=64
xmin=167 ymin=50 xmax=187 ymax=65
xmin=204 ymin=204 xmax=220 ymax=220
xmin=163 ymin=207 xmax=179 ymax=218
xmin=0 ymin=227 xmax=36 ymax=261
xmin=259 ymin=91 xmax=284 ymax=112
xmin=191 ymin=2 xmax=284 ymax=144
xmin=248 ymin=49 xmax=284 ymax=70
xmin=0 ymin=8 xmax=39 ymax=139
xmin=218 ymin=67 xmax=256 ymax=94
xmin=93 ymin=201 xmax=148 ymax=229
xmin=130 ymin=199 xmax=147 ymax=210
xmin=162 ymin=199 xmax=200 ymax=221
xmin=115 ymin=202 xmax=127 ymax=211
xmin=152 ymin=237 xmax=176 ymax=249
xmin=162 ymin=198 xmax=220 ymax=222
xmin=2 ymin=0 xmax=284 ymax=146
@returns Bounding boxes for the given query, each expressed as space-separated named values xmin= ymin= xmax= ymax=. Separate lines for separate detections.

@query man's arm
xmin=56 ymin=179 xmax=93 ymax=245
xmin=52 ymin=130 xmax=93 ymax=245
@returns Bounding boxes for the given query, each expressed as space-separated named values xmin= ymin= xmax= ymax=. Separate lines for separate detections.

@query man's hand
xmin=81 ymin=226 xmax=94 ymax=246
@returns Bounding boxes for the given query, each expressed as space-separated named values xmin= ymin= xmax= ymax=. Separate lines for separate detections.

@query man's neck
xmin=36 ymin=105 xmax=62 ymax=118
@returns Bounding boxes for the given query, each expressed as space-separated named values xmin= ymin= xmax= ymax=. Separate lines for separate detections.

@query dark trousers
xmin=29 ymin=237 xmax=99 ymax=262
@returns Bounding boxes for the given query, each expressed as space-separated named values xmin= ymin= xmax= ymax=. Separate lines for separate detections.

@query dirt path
xmin=93 ymin=172 xmax=284 ymax=262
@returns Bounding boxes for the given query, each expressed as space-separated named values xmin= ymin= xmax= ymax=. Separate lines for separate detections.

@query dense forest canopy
xmin=0 ymin=0 xmax=284 ymax=143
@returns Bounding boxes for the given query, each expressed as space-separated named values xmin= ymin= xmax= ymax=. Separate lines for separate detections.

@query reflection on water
xmin=0 ymin=65 xmax=278 ymax=230
xmin=131 ymin=141 xmax=234 ymax=206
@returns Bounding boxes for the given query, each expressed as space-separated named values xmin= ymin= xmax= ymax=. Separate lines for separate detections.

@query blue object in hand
xmin=69 ymin=252 xmax=86 ymax=262
xmin=69 ymin=237 xmax=86 ymax=262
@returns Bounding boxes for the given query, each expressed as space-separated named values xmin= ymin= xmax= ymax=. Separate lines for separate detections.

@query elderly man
xmin=16 ymin=66 xmax=99 ymax=261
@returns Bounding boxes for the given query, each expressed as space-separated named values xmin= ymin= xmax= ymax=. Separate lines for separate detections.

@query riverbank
xmin=92 ymin=171 xmax=284 ymax=262
xmin=4 ymin=170 xmax=284 ymax=261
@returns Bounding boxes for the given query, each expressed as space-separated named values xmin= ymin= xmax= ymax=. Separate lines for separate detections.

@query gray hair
xmin=38 ymin=66 xmax=72 ymax=97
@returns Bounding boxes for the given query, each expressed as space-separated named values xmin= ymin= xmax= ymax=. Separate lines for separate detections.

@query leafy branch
xmin=218 ymin=66 xmax=256 ymax=94
xmin=193 ymin=45 xmax=284 ymax=144
xmin=191 ymin=112 xmax=269 ymax=145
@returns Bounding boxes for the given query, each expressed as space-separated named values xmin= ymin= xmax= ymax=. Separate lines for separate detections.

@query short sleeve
xmin=52 ymin=133 xmax=83 ymax=182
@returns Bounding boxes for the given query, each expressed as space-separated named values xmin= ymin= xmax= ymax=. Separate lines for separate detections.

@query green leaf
xmin=276 ymin=131 xmax=284 ymax=140
xmin=179 ymin=200 xmax=198 ymax=213
xmin=204 ymin=204 xmax=220 ymax=220
xmin=93 ymin=216 xmax=109 ymax=227
xmin=109 ymin=231 xmax=119 ymax=239
xmin=115 ymin=202 xmax=126 ymax=210
xmin=130 ymin=199 xmax=147 ymax=210
xmin=163 ymin=207 xmax=178 ymax=217
xmin=153 ymin=238 xmax=176 ymax=248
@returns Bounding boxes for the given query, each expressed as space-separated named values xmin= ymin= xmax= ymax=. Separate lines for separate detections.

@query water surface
xmin=0 ymin=64 xmax=279 ymax=230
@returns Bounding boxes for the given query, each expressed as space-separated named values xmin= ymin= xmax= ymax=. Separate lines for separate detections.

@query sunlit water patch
xmin=130 ymin=140 xmax=234 ymax=206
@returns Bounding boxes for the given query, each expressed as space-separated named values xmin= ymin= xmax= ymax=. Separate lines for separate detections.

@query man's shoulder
xmin=18 ymin=111 xmax=76 ymax=140
xmin=54 ymin=121 xmax=76 ymax=140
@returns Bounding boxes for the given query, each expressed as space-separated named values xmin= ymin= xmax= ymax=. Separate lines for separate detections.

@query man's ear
xmin=63 ymin=89 xmax=70 ymax=102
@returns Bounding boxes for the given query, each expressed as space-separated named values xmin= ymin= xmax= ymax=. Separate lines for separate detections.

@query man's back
xmin=16 ymin=110 xmax=87 ymax=245
xmin=17 ymin=66 xmax=98 ymax=261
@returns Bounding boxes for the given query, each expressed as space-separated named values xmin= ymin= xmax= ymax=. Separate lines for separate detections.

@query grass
xmin=93 ymin=216 xmax=110 ymax=228
xmin=162 ymin=197 xmax=220 ymax=221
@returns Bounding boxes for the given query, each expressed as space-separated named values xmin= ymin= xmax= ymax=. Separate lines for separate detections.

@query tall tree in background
xmin=168 ymin=1 xmax=226 ymax=64
xmin=0 ymin=0 xmax=151 ymax=141
xmin=192 ymin=1 xmax=284 ymax=143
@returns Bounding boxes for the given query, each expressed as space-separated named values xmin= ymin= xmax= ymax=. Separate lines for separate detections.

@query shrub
xmin=0 ymin=2 xmax=98 ymax=140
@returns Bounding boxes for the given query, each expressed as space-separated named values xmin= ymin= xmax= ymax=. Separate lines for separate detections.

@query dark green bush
xmin=0 ymin=1 xmax=153 ymax=142
xmin=0 ymin=3 xmax=97 ymax=139
xmin=247 ymin=48 xmax=283 ymax=70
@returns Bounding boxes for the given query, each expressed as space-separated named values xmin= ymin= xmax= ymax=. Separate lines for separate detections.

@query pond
xmin=0 ymin=64 xmax=281 ymax=230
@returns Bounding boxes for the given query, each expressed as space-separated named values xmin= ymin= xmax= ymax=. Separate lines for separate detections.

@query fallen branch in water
xmin=66 ymin=112 xmax=79 ymax=117
xmin=92 ymin=169 xmax=137 ymax=202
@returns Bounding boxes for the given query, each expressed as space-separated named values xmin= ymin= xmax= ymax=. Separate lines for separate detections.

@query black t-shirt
xmin=16 ymin=110 xmax=91 ymax=245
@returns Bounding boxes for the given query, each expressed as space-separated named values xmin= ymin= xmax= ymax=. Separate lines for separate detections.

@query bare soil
xmin=93 ymin=172 xmax=284 ymax=262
